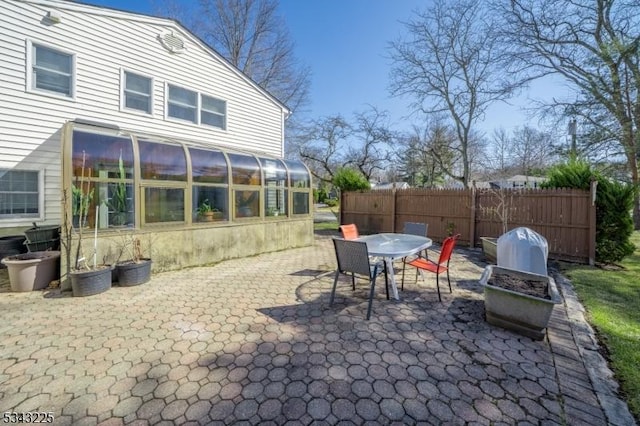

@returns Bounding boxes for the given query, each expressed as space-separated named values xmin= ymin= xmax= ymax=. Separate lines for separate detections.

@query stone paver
xmin=0 ymin=231 xmax=635 ymax=425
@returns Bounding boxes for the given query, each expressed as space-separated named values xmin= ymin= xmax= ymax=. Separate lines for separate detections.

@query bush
xmin=325 ymin=198 xmax=339 ymax=207
xmin=542 ymin=159 xmax=637 ymax=264
xmin=315 ymin=186 xmax=330 ymax=203
xmin=332 ymin=168 xmax=370 ymax=192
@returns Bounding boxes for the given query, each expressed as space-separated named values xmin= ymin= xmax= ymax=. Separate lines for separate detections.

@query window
xmin=286 ymin=160 xmax=311 ymax=215
xmin=201 ymin=95 xmax=226 ymax=129
xmin=260 ymin=158 xmax=287 ymax=217
xmin=71 ymin=131 xmax=134 ymax=228
xmin=166 ymin=84 xmax=226 ymax=129
xmin=30 ymin=42 xmax=73 ymax=97
xmin=190 ymin=148 xmax=229 ymax=222
xmin=139 ymin=140 xmax=187 ymax=224
xmin=123 ymin=71 xmax=152 ymax=114
xmin=0 ymin=170 xmax=40 ymax=218
xmin=167 ymin=84 xmax=197 ymax=123
xmin=228 ymin=153 xmax=261 ymax=218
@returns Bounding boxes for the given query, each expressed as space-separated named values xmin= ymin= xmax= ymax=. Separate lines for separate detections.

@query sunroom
xmin=61 ymin=120 xmax=314 ymax=273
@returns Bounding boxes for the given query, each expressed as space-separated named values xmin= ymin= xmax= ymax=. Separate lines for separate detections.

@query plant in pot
xmin=1 ymin=250 xmax=60 ymax=292
xmin=480 ymin=265 xmax=561 ymax=340
xmin=108 ymin=151 xmax=129 ymax=227
xmin=479 ymin=188 xmax=514 ymax=263
xmin=62 ymin=151 xmax=113 ymax=297
xmin=197 ymin=199 xmax=223 ymax=222
xmin=113 ymin=234 xmax=152 ymax=286
xmin=479 ymin=227 xmax=558 ymax=340
xmin=72 ymin=183 xmax=93 ymax=228
xmin=266 ymin=207 xmax=280 ymax=217
xmin=197 ymin=199 xmax=214 ymax=221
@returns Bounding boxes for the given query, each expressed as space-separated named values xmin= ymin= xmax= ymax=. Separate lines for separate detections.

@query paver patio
xmin=0 ymin=232 xmax=634 ymax=425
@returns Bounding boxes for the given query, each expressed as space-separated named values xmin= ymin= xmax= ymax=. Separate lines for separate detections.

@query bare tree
xmin=345 ymin=107 xmax=395 ymax=181
xmin=294 ymin=115 xmax=352 ymax=185
xmin=502 ymin=0 xmax=640 ymax=227
xmin=294 ymin=108 xmax=396 ymax=184
xmin=389 ymin=0 xmax=521 ymax=187
xmin=155 ymin=0 xmax=311 ymax=114
xmin=510 ymin=126 xmax=555 ymax=175
xmin=395 ymin=122 xmax=457 ymax=188
xmin=487 ymin=128 xmax=513 ymax=174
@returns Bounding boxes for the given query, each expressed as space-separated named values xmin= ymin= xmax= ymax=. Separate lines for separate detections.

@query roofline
xmin=21 ymin=0 xmax=290 ymax=115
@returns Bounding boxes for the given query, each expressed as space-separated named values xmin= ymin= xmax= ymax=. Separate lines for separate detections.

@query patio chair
xmin=339 ymin=223 xmax=359 ymax=240
xmin=403 ymin=221 xmax=429 ymax=259
xmin=401 ymin=234 xmax=460 ymax=301
xmin=330 ymin=238 xmax=389 ymax=320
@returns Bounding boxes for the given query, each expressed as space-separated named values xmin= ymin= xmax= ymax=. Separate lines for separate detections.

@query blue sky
xmin=83 ymin=0 xmax=566 ymax=136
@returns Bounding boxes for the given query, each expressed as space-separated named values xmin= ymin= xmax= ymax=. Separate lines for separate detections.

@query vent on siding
xmin=158 ymin=31 xmax=186 ymax=54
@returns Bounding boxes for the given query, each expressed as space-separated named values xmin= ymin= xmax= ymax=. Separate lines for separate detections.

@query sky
xmin=82 ymin=0 xmax=570 ymax=137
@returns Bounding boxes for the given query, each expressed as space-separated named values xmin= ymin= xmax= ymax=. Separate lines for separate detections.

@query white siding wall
xmin=0 ymin=0 xmax=287 ymax=228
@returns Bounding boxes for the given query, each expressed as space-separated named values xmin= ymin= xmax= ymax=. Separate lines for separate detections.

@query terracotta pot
xmin=1 ymin=251 xmax=60 ymax=292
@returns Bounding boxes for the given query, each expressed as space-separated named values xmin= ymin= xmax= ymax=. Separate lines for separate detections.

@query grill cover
xmin=497 ymin=227 xmax=548 ymax=275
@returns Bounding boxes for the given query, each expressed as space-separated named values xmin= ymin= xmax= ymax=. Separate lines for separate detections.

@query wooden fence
xmin=340 ymin=185 xmax=597 ymax=264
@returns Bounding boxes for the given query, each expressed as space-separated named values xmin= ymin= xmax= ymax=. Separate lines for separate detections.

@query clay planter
xmin=71 ymin=265 xmax=112 ymax=297
xmin=115 ymin=258 xmax=151 ymax=286
xmin=1 ymin=251 xmax=60 ymax=292
xmin=479 ymin=265 xmax=561 ymax=340
xmin=480 ymin=237 xmax=497 ymax=263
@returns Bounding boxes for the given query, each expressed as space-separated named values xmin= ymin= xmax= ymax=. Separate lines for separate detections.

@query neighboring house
xmin=371 ymin=182 xmax=410 ymax=190
xmin=0 ymin=0 xmax=313 ymax=272
xmin=488 ymin=175 xmax=546 ymax=189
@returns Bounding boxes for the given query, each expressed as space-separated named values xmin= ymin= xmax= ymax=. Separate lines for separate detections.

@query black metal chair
xmin=330 ymin=238 xmax=388 ymax=320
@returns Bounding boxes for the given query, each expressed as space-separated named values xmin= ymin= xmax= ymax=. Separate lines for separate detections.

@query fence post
xmin=588 ymin=180 xmax=597 ymax=265
xmin=340 ymin=191 xmax=344 ymax=226
xmin=391 ymin=188 xmax=397 ymax=233
xmin=469 ymin=186 xmax=476 ymax=248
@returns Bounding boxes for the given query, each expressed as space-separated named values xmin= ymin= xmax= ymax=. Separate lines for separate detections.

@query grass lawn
xmin=560 ymin=231 xmax=640 ymax=420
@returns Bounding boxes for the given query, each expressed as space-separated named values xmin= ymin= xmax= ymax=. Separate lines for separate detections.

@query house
xmin=371 ymin=182 xmax=410 ymax=190
xmin=0 ymin=0 xmax=313 ymax=274
xmin=488 ymin=175 xmax=546 ymax=189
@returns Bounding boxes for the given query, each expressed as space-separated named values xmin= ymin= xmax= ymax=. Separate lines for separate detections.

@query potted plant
xmin=1 ymin=250 xmax=60 ymax=292
xmin=479 ymin=265 xmax=561 ymax=340
xmin=197 ymin=199 xmax=223 ymax=222
xmin=197 ymin=199 xmax=214 ymax=221
xmin=480 ymin=188 xmax=514 ymax=263
xmin=63 ymin=151 xmax=112 ymax=297
xmin=266 ymin=207 xmax=280 ymax=217
xmin=108 ymin=150 xmax=129 ymax=227
xmin=114 ymin=234 xmax=152 ymax=286
xmin=72 ymin=184 xmax=93 ymax=228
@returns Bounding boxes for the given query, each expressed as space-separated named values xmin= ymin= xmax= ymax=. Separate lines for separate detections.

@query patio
xmin=0 ymin=232 xmax=633 ymax=425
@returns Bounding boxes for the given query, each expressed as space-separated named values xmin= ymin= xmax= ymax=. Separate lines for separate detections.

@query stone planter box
xmin=480 ymin=237 xmax=497 ymax=263
xmin=479 ymin=265 xmax=561 ymax=340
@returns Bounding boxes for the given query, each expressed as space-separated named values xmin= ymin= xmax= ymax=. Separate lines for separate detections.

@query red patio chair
xmin=401 ymin=234 xmax=460 ymax=301
xmin=339 ymin=224 xmax=359 ymax=240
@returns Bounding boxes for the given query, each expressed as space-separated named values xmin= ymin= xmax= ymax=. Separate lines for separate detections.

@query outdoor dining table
xmin=356 ymin=233 xmax=432 ymax=300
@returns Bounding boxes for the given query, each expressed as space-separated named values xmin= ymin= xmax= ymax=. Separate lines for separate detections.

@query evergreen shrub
xmin=542 ymin=160 xmax=637 ymax=264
